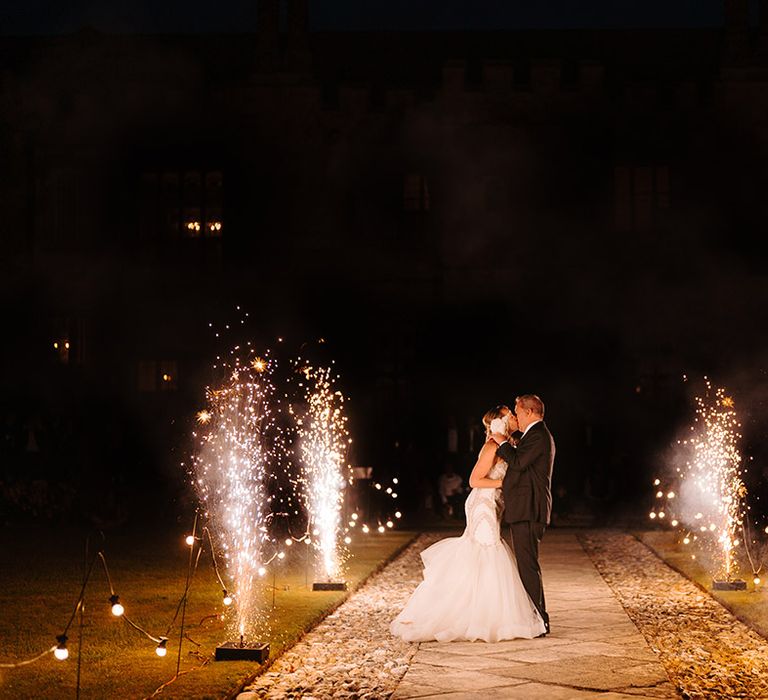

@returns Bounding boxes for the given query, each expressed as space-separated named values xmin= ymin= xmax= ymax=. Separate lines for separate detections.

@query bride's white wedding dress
xmin=390 ymin=459 xmax=546 ymax=642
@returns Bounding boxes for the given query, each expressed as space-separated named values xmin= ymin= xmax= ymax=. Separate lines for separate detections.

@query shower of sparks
xmin=296 ymin=364 xmax=351 ymax=581
xmin=652 ymin=378 xmax=747 ymax=580
xmin=192 ymin=350 xmax=283 ymax=641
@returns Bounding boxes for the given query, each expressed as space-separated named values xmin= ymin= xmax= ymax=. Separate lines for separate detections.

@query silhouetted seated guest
xmin=438 ymin=464 xmax=465 ymax=519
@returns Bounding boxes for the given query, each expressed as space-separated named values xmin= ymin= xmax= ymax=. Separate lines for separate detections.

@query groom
xmin=491 ymin=394 xmax=555 ymax=635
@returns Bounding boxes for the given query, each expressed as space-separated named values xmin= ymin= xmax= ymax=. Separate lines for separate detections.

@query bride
xmin=390 ymin=405 xmax=546 ymax=642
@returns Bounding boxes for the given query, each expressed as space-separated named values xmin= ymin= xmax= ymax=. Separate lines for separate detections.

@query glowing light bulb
xmin=656 ymin=491 xmax=663 ymax=498
xmin=667 ymin=492 xmax=675 ymax=499
xmin=344 ymin=536 xmax=352 ymax=544
xmin=54 ymin=635 xmax=68 ymax=661
xmin=395 ymin=511 xmax=402 ymax=518
xmin=223 ymin=590 xmax=233 ymax=606
xmin=109 ymin=595 xmax=124 ymax=617
xmin=649 ymin=512 xmax=656 ymax=519
xmin=654 ymin=479 xmax=661 ymax=486
xmin=378 ymin=525 xmax=385 ymax=533
xmin=351 ymin=513 xmax=358 ymax=520
xmin=362 ymin=525 xmax=370 ymax=534
xmin=683 ymin=537 xmax=690 ymax=544
xmin=375 ymin=483 xmax=382 ymax=490
xmin=386 ymin=487 xmax=392 ymax=494
xmin=755 ymin=577 xmax=761 ymax=585
xmin=658 ymin=512 xmax=665 ymax=519
xmin=349 ymin=520 xmax=356 ymax=527
xmin=155 ymin=639 xmax=168 ymax=657
xmin=386 ymin=521 xmax=394 ymax=528
xmin=277 ymin=551 xmax=285 ymax=559
xmin=392 ymin=493 xmax=398 ymax=499
xmin=258 ymin=566 xmax=267 ymax=577
xmin=392 ymin=478 xmax=398 ymax=484
xmin=671 ymin=520 xmax=679 ymax=527
xmin=285 ymin=538 xmax=293 ymax=546
xmin=185 ymin=535 xmax=195 ymax=546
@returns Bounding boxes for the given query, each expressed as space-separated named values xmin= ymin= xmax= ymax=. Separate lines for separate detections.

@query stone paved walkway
xmin=392 ymin=530 xmax=678 ymax=699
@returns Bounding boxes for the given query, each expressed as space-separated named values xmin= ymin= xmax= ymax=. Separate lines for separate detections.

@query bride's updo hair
xmin=482 ymin=405 xmax=510 ymax=439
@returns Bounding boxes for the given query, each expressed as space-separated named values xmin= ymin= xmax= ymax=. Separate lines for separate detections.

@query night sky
xmin=1 ymin=0 xmax=725 ymax=35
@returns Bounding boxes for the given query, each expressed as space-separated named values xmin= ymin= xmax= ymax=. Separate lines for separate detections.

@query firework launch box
xmin=312 ymin=581 xmax=348 ymax=591
xmin=712 ymin=579 xmax=746 ymax=591
xmin=215 ymin=642 xmax=269 ymax=662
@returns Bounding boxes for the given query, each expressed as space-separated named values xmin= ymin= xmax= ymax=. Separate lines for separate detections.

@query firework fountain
xmin=193 ymin=351 xmax=280 ymax=660
xmin=295 ymin=363 xmax=351 ymax=590
xmin=651 ymin=377 xmax=749 ymax=588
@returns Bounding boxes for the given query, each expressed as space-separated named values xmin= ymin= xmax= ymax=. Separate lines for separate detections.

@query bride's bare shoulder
xmin=480 ymin=439 xmax=497 ymax=454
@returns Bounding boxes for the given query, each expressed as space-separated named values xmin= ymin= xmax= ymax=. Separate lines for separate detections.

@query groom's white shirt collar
xmin=522 ymin=419 xmax=543 ymax=438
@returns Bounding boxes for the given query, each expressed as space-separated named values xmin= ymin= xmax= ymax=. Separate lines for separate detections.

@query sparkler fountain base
xmin=712 ymin=579 xmax=746 ymax=591
xmin=312 ymin=581 xmax=347 ymax=591
xmin=215 ymin=641 xmax=270 ymax=662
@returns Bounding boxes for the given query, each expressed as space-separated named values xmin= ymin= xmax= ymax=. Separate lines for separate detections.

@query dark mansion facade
xmin=2 ymin=1 xmax=768 ymax=521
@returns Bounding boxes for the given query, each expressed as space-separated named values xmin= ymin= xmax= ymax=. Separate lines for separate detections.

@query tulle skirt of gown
xmin=390 ymin=486 xmax=546 ymax=643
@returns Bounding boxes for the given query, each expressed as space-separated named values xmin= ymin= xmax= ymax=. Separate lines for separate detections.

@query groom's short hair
xmin=516 ymin=394 xmax=544 ymax=417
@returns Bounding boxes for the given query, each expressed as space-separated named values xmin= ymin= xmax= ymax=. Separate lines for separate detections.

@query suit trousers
xmin=503 ymin=520 xmax=548 ymax=629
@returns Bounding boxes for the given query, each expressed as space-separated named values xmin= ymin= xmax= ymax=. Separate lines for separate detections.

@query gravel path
xmin=238 ymin=533 xmax=440 ymax=700
xmin=580 ymin=530 xmax=768 ymax=699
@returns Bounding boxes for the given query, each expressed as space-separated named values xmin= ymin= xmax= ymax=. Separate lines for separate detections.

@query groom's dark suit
xmin=497 ymin=420 xmax=555 ymax=632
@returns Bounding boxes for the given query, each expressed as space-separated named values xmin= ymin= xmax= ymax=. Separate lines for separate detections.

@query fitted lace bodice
xmin=465 ymin=458 xmax=506 ymax=546
xmin=488 ymin=459 xmax=508 ymax=481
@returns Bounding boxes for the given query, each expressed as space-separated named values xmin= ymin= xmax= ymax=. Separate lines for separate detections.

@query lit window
xmin=137 ymin=360 xmax=178 ymax=392
xmin=53 ymin=339 xmax=70 ymax=364
xmin=140 ymin=170 xmax=224 ymax=239
xmin=159 ymin=361 xmax=178 ymax=391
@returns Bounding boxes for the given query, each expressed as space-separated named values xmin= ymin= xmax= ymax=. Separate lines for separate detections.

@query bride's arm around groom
xmin=468 ymin=440 xmax=504 ymax=489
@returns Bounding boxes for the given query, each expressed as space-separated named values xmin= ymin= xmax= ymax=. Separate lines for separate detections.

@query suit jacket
xmin=497 ymin=420 xmax=555 ymax=525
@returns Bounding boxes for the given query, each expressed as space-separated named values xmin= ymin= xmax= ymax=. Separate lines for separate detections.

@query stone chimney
xmin=287 ymin=0 xmax=312 ymax=73
xmin=757 ymin=0 xmax=768 ymax=61
xmin=256 ymin=0 xmax=280 ymax=72
xmin=723 ymin=0 xmax=751 ymax=64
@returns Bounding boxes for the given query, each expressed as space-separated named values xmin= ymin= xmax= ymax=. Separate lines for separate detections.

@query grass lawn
xmin=0 ymin=523 xmax=417 ymax=699
xmin=637 ymin=529 xmax=768 ymax=639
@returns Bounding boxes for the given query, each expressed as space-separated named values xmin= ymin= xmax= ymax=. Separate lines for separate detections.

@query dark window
xmin=614 ymin=165 xmax=670 ymax=232
xmin=484 ymin=175 xmax=509 ymax=212
xmin=404 ymin=174 xmax=430 ymax=212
